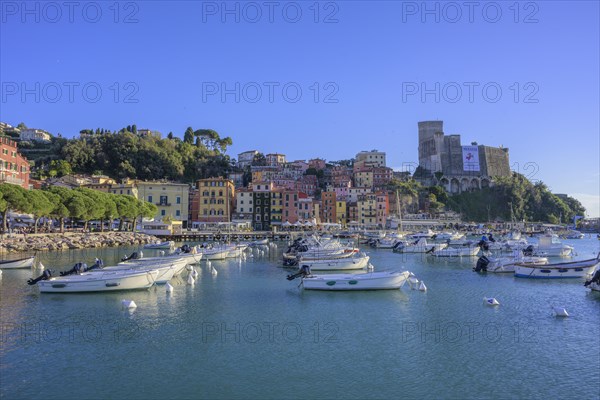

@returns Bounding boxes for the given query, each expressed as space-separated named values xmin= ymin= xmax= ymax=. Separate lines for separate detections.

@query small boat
xmin=198 ymin=246 xmax=232 ymax=260
xmin=298 ymin=254 xmax=370 ymax=271
xmin=524 ymin=234 xmax=574 ymax=257
xmin=0 ymin=256 xmax=35 ymax=269
xmin=250 ymin=238 xmax=269 ymax=246
xmin=31 ymin=268 xmax=160 ymax=293
xmin=393 ymin=238 xmax=448 ymax=254
xmin=288 ymin=267 xmax=411 ymax=291
xmin=514 ymin=253 xmax=600 ymax=279
xmin=562 ymin=230 xmax=585 ymax=239
xmin=430 ymin=246 xmax=480 ymax=257
xmin=474 ymin=254 xmax=548 ymax=273
xmin=144 ymin=241 xmax=175 ymax=250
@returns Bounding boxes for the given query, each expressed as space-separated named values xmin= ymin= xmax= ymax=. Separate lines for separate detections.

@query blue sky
xmin=1 ymin=1 xmax=599 ymax=216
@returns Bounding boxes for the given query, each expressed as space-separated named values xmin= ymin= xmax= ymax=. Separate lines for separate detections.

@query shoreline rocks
xmin=0 ymin=232 xmax=160 ymax=253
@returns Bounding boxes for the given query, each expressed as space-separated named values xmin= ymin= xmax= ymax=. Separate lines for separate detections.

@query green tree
xmin=184 ymin=127 xmax=194 ymax=144
xmin=26 ymin=189 xmax=54 ymax=234
xmin=0 ymin=184 xmax=30 ymax=232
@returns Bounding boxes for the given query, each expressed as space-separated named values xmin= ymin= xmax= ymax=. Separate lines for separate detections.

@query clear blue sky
xmin=1 ymin=1 xmax=598 ymax=216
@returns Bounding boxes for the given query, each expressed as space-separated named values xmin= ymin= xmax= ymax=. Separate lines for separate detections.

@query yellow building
xmin=109 ymin=178 xmax=138 ymax=198
xmin=83 ymin=175 xmax=116 ymax=192
xmin=137 ymin=181 xmax=190 ymax=227
xmin=270 ymin=190 xmax=283 ymax=228
xmin=336 ymin=200 xmax=347 ymax=227
xmin=197 ymin=177 xmax=234 ymax=223
xmin=357 ymin=193 xmax=377 ymax=227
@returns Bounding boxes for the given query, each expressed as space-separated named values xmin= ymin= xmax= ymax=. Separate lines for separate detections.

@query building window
xmin=176 ymin=197 xmax=181 ymax=204
xmin=240 ymin=208 xmax=244 ymax=212
xmin=161 ymin=210 xmax=166 ymax=216
xmin=203 ymin=209 xmax=208 ymax=215
xmin=148 ymin=195 xmax=153 ymax=203
xmin=176 ymin=210 xmax=180 ymax=217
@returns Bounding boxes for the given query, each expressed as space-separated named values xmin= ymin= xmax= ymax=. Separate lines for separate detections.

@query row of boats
xmin=3 ymin=241 xmax=272 ymax=293
xmin=280 ymin=233 xmax=600 ymax=291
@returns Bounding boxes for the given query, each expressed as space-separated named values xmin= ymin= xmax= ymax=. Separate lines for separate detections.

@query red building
xmin=0 ymin=136 xmax=30 ymax=189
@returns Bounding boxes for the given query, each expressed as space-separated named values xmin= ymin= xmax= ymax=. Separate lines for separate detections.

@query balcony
xmin=0 ymin=176 xmax=24 ymax=185
xmin=156 ymin=202 xmax=171 ymax=206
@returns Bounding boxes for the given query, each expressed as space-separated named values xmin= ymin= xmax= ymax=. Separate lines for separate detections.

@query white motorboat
xmin=408 ymin=229 xmax=435 ymax=239
xmin=393 ymin=238 xmax=448 ymax=254
xmin=299 ymin=253 xmax=370 ymax=271
xmin=144 ymin=241 xmax=175 ymax=250
xmin=430 ymin=246 xmax=480 ymax=257
xmin=371 ymin=237 xmax=402 ymax=249
xmin=433 ymin=232 xmax=464 ymax=241
xmin=0 ymin=256 xmax=35 ymax=269
xmin=298 ymin=270 xmax=411 ymax=291
xmin=198 ymin=245 xmax=233 ymax=260
xmin=251 ymin=238 xmax=269 ymax=246
xmin=563 ymin=230 xmax=585 ymax=239
xmin=514 ymin=253 xmax=600 ymax=279
xmin=525 ymin=234 xmax=574 ymax=257
xmin=112 ymin=258 xmax=189 ymax=283
xmin=32 ymin=269 xmax=159 ymax=293
xmin=473 ymin=253 xmax=548 ymax=273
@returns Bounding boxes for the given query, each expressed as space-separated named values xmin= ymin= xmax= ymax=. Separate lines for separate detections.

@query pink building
xmin=376 ymin=192 xmax=389 ymax=227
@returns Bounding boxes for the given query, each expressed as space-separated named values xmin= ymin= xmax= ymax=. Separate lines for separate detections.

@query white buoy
xmin=419 ymin=281 xmax=427 ymax=291
xmin=191 ymin=268 xmax=198 ymax=278
xmin=484 ymin=297 xmax=500 ymax=306
xmin=187 ymin=274 xmax=195 ymax=285
xmin=211 ymin=266 xmax=218 ymax=275
xmin=408 ymin=276 xmax=419 ymax=289
xmin=207 ymin=260 xmax=212 ymax=268
xmin=553 ymin=307 xmax=569 ymax=317
xmin=121 ymin=300 xmax=137 ymax=309
xmin=165 ymin=282 xmax=173 ymax=293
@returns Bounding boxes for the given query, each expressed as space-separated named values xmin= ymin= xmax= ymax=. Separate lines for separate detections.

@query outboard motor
xmin=286 ymin=264 xmax=312 ymax=281
xmin=60 ymin=262 xmax=87 ymax=276
xmin=27 ymin=269 xmax=53 ymax=285
xmin=523 ymin=245 xmax=535 ymax=257
xmin=584 ymin=269 xmax=600 ymax=287
xmin=85 ymin=258 xmax=104 ymax=272
xmin=477 ymin=240 xmax=490 ymax=251
xmin=474 ymin=256 xmax=490 ymax=272
xmin=121 ymin=251 xmax=140 ymax=262
xmin=181 ymin=244 xmax=191 ymax=253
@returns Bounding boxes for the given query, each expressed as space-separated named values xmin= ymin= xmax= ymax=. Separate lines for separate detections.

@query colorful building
xmin=0 ymin=136 xmax=29 ymax=189
xmin=336 ymin=200 xmax=347 ymax=226
xmin=376 ymin=192 xmax=389 ymax=227
xmin=138 ymin=181 xmax=190 ymax=227
xmin=234 ymin=187 xmax=254 ymax=221
xmin=357 ymin=193 xmax=378 ymax=227
xmin=266 ymin=153 xmax=286 ymax=166
xmin=282 ymin=190 xmax=300 ymax=224
xmin=321 ymin=191 xmax=337 ymax=223
xmin=196 ymin=178 xmax=234 ymax=223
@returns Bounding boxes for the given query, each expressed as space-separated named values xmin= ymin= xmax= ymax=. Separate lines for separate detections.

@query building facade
xmin=0 ymin=136 xmax=29 ymax=189
xmin=355 ymin=150 xmax=386 ymax=168
xmin=237 ymin=150 xmax=259 ymax=169
xmin=137 ymin=181 xmax=190 ymax=227
xmin=19 ymin=128 xmax=51 ymax=142
xmin=417 ymin=120 xmax=510 ymax=193
xmin=196 ymin=178 xmax=234 ymax=223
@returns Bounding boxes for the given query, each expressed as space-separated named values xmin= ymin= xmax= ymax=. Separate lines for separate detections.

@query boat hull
xmin=302 ymin=271 xmax=410 ymax=290
xmin=144 ymin=241 xmax=174 ymax=249
xmin=0 ymin=256 xmax=35 ymax=269
xmin=431 ymin=247 xmax=480 ymax=257
xmin=514 ymin=257 xmax=599 ymax=278
xmin=38 ymin=270 xmax=159 ymax=293
xmin=303 ymin=255 xmax=370 ymax=271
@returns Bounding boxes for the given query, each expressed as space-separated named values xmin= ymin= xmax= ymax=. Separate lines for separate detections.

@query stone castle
xmin=416 ymin=121 xmax=511 ymax=193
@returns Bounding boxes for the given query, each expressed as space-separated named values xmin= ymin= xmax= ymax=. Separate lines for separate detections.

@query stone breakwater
xmin=0 ymin=232 xmax=159 ymax=253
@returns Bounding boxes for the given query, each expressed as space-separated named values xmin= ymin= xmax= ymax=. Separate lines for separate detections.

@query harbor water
xmin=1 ymin=238 xmax=599 ymax=399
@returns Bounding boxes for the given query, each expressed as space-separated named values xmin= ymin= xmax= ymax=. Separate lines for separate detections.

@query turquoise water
xmin=1 ymin=238 xmax=599 ymax=399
